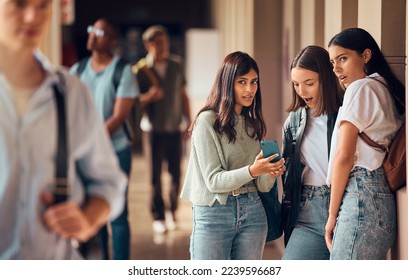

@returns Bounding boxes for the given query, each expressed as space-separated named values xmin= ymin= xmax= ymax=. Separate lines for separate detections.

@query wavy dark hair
xmin=287 ymin=45 xmax=343 ymax=116
xmin=191 ymin=51 xmax=266 ymax=143
xmin=328 ymin=27 xmax=405 ymax=114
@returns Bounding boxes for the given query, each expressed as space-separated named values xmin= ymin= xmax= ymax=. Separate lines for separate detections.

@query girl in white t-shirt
xmin=326 ymin=27 xmax=405 ymax=260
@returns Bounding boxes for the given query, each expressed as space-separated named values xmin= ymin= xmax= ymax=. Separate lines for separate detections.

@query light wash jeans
xmin=282 ymin=185 xmax=331 ymax=260
xmin=331 ymin=167 xmax=396 ymax=260
xmin=190 ymin=192 xmax=267 ymax=260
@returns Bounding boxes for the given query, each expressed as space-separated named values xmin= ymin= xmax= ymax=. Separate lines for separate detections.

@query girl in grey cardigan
xmin=180 ymin=51 xmax=285 ymax=260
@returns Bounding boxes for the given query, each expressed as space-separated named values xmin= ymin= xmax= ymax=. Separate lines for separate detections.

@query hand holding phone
xmin=260 ymin=140 xmax=282 ymax=163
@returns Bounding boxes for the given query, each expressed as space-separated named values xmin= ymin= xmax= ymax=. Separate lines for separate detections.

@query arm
xmin=105 ymin=64 xmax=139 ymax=134
xmin=181 ymin=85 xmax=192 ymax=133
xmin=105 ymin=97 xmax=135 ymax=135
xmin=43 ymin=74 xmax=127 ymax=238
xmin=138 ymin=85 xmax=164 ymax=108
xmin=325 ymin=121 xmax=358 ymax=251
xmin=192 ymin=114 xmax=284 ymax=193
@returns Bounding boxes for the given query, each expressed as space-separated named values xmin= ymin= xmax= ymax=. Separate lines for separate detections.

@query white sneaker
xmin=152 ymin=220 xmax=167 ymax=234
xmin=165 ymin=211 xmax=177 ymax=230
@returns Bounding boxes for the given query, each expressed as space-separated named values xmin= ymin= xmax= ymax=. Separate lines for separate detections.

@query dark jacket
xmin=281 ymin=107 xmax=337 ymax=245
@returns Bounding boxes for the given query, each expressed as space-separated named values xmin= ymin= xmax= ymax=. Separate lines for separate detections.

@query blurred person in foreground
xmin=0 ymin=0 xmax=126 ymax=259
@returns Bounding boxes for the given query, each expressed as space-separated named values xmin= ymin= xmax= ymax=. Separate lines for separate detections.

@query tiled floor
xmin=129 ymin=135 xmax=285 ymax=260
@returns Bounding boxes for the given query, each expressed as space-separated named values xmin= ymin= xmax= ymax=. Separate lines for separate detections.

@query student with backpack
xmin=281 ymin=46 xmax=343 ymax=259
xmin=326 ymin=27 xmax=405 ymax=259
xmin=0 ymin=0 xmax=126 ymax=259
xmin=70 ymin=17 xmax=139 ymax=260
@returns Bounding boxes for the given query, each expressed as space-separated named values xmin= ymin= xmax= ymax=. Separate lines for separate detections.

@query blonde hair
xmin=142 ymin=25 xmax=168 ymax=43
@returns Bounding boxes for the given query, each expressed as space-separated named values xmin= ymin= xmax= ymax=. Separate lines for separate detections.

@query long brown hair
xmin=287 ymin=45 xmax=343 ymax=116
xmin=191 ymin=51 xmax=266 ymax=143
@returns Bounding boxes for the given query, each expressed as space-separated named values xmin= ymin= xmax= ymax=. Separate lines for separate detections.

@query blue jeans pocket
xmin=372 ymin=192 xmax=396 ymax=235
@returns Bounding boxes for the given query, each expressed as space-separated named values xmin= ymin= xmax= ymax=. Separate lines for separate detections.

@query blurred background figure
xmin=70 ymin=17 xmax=138 ymax=260
xmin=132 ymin=25 xmax=191 ymax=234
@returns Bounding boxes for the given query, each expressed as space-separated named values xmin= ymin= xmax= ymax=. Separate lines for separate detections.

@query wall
xmin=40 ymin=0 xmax=62 ymax=65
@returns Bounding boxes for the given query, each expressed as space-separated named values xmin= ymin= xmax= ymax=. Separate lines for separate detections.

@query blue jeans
xmin=99 ymin=146 xmax=132 ymax=260
xmin=331 ymin=167 xmax=396 ymax=260
xmin=282 ymin=185 xmax=330 ymax=260
xmin=190 ymin=192 xmax=267 ymax=260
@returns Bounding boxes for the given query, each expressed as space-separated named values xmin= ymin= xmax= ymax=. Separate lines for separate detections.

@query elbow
xmin=334 ymin=148 xmax=354 ymax=167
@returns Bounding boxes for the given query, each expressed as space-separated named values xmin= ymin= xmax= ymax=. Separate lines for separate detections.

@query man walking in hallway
xmin=71 ymin=17 xmax=139 ymax=259
xmin=132 ymin=25 xmax=191 ymax=234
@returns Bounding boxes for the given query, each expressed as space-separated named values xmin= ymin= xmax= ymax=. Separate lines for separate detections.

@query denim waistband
xmin=350 ymin=166 xmax=385 ymax=178
xmin=302 ymin=184 xmax=330 ymax=194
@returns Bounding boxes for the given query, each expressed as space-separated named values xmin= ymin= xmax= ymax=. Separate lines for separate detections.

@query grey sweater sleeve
xmin=191 ymin=113 xmax=254 ymax=194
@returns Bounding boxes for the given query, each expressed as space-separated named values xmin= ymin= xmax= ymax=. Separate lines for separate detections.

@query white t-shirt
xmin=327 ymin=73 xmax=404 ymax=185
xmin=301 ymin=113 xmax=329 ymax=186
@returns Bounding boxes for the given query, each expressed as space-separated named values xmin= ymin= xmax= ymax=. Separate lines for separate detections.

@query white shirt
xmin=301 ymin=113 xmax=328 ymax=186
xmin=327 ymin=73 xmax=404 ymax=185
xmin=0 ymin=52 xmax=127 ymax=259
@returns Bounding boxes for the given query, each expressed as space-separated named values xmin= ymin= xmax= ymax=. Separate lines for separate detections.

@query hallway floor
xmin=128 ymin=140 xmax=285 ymax=260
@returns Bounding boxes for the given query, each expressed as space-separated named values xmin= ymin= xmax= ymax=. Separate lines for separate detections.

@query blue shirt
xmin=70 ymin=56 xmax=139 ymax=152
xmin=0 ymin=52 xmax=127 ymax=259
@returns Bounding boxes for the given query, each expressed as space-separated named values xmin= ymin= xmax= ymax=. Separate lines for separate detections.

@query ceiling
xmin=62 ymin=0 xmax=213 ymax=64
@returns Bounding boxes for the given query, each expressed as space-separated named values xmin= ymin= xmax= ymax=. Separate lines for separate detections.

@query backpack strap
xmin=112 ymin=58 xmax=133 ymax=141
xmin=53 ymin=71 xmax=69 ymax=204
xmin=112 ymin=58 xmax=128 ymax=92
xmin=75 ymin=56 xmax=90 ymax=76
xmin=359 ymin=132 xmax=387 ymax=152
xmin=289 ymin=109 xmax=302 ymax=141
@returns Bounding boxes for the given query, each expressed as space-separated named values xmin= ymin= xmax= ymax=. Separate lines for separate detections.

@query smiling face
xmin=234 ymin=68 xmax=258 ymax=115
xmin=329 ymin=45 xmax=369 ymax=88
xmin=291 ymin=67 xmax=320 ymax=109
xmin=0 ymin=0 xmax=52 ymax=52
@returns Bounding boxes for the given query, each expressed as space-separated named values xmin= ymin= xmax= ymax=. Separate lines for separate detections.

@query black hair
xmin=329 ymin=27 xmax=405 ymax=114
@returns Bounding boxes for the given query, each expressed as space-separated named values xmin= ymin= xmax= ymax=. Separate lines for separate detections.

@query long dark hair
xmin=328 ymin=27 xmax=405 ymax=114
xmin=287 ymin=45 xmax=343 ymax=116
xmin=191 ymin=51 xmax=266 ymax=143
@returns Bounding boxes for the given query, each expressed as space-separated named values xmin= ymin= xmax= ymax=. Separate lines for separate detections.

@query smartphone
xmin=260 ymin=140 xmax=282 ymax=163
